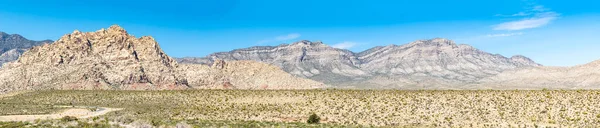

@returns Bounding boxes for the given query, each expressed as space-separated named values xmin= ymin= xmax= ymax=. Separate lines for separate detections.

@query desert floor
xmin=1 ymin=90 xmax=599 ymax=127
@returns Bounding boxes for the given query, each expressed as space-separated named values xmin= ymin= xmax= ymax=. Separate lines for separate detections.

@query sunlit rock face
xmin=179 ymin=38 xmax=541 ymax=89
xmin=0 ymin=25 xmax=188 ymax=93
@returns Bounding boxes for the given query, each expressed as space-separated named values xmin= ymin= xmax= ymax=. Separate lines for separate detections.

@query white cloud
xmin=532 ymin=5 xmax=548 ymax=12
xmin=493 ymin=16 xmax=556 ymax=30
xmin=493 ymin=5 xmax=559 ymax=30
xmin=511 ymin=12 xmax=531 ymax=16
xmin=486 ymin=32 xmax=524 ymax=37
xmin=275 ymin=33 xmax=301 ymax=41
xmin=495 ymin=12 xmax=531 ymax=17
xmin=257 ymin=33 xmax=301 ymax=44
xmin=331 ymin=42 xmax=358 ymax=49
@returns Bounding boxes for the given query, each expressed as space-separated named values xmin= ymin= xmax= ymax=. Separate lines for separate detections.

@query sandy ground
xmin=0 ymin=106 xmax=122 ymax=122
xmin=229 ymin=96 xmax=306 ymax=104
xmin=0 ymin=90 xmax=31 ymax=99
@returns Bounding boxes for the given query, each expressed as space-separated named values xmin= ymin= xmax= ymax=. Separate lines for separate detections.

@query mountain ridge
xmin=177 ymin=38 xmax=542 ymax=88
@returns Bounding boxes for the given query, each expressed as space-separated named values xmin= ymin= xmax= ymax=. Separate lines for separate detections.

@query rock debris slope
xmin=0 ymin=31 xmax=52 ymax=65
xmin=179 ymin=38 xmax=541 ymax=89
xmin=0 ymin=25 xmax=324 ymax=94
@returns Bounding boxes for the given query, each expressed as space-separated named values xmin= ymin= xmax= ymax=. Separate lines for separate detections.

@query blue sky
xmin=0 ymin=0 xmax=599 ymax=66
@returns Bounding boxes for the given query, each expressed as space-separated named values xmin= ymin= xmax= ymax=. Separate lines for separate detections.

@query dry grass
xmin=1 ymin=90 xmax=600 ymax=127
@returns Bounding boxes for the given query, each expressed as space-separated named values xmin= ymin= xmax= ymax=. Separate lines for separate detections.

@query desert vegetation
xmin=1 ymin=90 xmax=600 ymax=127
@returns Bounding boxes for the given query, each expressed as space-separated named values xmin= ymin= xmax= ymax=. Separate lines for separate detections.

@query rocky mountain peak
xmin=0 ymin=32 xmax=8 ymax=40
xmin=291 ymin=40 xmax=310 ymax=45
xmin=510 ymin=55 xmax=541 ymax=66
xmin=408 ymin=38 xmax=457 ymax=47
xmin=8 ymin=34 xmax=25 ymax=41
xmin=0 ymin=25 xmax=186 ymax=90
xmin=72 ymin=30 xmax=82 ymax=34
xmin=21 ymin=25 xmax=171 ymax=67
xmin=0 ymin=32 xmax=32 ymax=42
xmin=107 ymin=25 xmax=127 ymax=33
xmin=290 ymin=40 xmax=324 ymax=46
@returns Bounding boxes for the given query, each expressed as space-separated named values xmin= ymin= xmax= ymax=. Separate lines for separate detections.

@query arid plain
xmin=1 ymin=90 xmax=600 ymax=127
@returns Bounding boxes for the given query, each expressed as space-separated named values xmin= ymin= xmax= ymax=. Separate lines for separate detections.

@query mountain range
xmin=177 ymin=39 xmax=545 ymax=89
xmin=1 ymin=25 xmax=598 ymax=92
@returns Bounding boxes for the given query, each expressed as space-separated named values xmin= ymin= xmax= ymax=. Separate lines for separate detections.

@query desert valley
xmin=0 ymin=25 xmax=598 ymax=127
xmin=2 ymin=25 xmax=599 ymax=93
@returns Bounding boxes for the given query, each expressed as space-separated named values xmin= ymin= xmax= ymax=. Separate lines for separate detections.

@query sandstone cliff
xmin=0 ymin=25 xmax=189 ymax=93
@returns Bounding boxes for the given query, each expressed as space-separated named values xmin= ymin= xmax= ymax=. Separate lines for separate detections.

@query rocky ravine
xmin=0 ymin=25 xmax=324 ymax=94
xmin=178 ymin=38 xmax=542 ymax=89
xmin=0 ymin=31 xmax=52 ymax=66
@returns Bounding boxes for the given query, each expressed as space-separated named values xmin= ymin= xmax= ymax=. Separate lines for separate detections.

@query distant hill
xmin=474 ymin=59 xmax=600 ymax=89
xmin=0 ymin=31 xmax=52 ymax=65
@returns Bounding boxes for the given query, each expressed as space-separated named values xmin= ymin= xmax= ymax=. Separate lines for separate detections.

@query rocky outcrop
xmin=0 ymin=32 xmax=52 ymax=65
xmin=0 ymin=25 xmax=188 ymax=93
xmin=178 ymin=38 xmax=541 ymax=89
xmin=0 ymin=26 xmax=325 ymax=94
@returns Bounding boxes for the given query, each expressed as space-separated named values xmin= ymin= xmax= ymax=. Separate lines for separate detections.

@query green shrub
xmin=61 ymin=116 xmax=78 ymax=122
xmin=307 ymin=113 xmax=320 ymax=124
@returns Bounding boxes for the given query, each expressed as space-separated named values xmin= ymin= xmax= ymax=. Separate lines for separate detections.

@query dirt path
xmin=0 ymin=106 xmax=122 ymax=122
